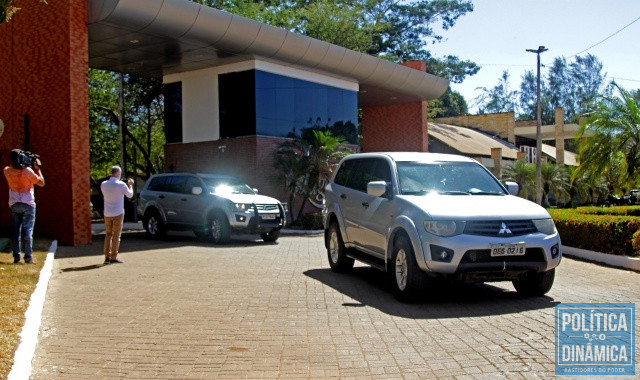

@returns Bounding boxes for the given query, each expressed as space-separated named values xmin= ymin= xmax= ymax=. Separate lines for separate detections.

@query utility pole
xmin=526 ymin=46 xmax=548 ymax=205
xmin=118 ymin=73 xmax=127 ymax=175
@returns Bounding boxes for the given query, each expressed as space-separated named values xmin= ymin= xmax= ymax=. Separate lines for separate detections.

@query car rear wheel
xmin=512 ymin=268 xmax=555 ymax=296
xmin=261 ymin=230 xmax=280 ymax=243
xmin=389 ymin=235 xmax=427 ymax=302
xmin=327 ymin=222 xmax=354 ymax=273
xmin=209 ymin=213 xmax=230 ymax=244
xmin=144 ymin=210 xmax=166 ymax=238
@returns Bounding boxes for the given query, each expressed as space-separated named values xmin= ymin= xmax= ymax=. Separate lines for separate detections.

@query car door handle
xmin=158 ymin=195 xmax=165 ymax=199
xmin=340 ymin=194 xmax=347 ymax=199
xmin=361 ymin=202 xmax=369 ymax=208
xmin=181 ymin=198 xmax=187 ymax=201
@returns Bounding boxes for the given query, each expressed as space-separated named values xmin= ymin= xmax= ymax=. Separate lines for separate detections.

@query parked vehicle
xmin=605 ymin=193 xmax=632 ymax=207
xmin=137 ymin=173 xmax=286 ymax=243
xmin=323 ymin=152 xmax=562 ymax=301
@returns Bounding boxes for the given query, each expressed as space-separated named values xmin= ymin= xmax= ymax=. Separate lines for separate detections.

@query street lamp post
xmin=526 ymin=46 xmax=548 ymax=205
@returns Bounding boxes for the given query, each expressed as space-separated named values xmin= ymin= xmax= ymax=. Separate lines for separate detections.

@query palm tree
xmin=273 ymin=129 xmax=352 ymax=224
xmin=502 ymin=160 xmax=535 ymax=200
xmin=575 ymin=83 xmax=640 ymax=184
xmin=540 ymin=162 xmax=569 ymax=207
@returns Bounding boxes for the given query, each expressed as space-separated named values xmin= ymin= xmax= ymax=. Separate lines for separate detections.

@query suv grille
xmin=255 ymin=204 xmax=278 ymax=211
xmin=461 ymin=248 xmax=545 ymax=263
xmin=464 ymin=220 xmax=536 ymax=237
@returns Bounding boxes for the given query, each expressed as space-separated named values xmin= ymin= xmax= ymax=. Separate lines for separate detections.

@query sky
xmin=427 ymin=0 xmax=640 ymax=113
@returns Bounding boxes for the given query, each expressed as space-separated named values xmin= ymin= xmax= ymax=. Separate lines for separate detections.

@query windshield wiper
xmin=439 ymin=190 xmax=470 ymax=195
xmin=468 ymin=191 xmax=503 ymax=196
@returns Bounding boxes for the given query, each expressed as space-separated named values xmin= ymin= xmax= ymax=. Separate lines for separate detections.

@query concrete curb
xmin=8 ymin=240 xmax=57 ymax=380
xmin=563 ymin=246 xmax=640 ymax=272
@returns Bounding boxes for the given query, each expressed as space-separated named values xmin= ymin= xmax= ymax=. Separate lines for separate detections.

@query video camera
xmin=10 ymin=149 xmax=40 ymax=169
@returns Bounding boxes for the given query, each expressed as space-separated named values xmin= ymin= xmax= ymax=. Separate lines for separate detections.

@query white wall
xmin=163 ymin=60 xmax=358 ymax=144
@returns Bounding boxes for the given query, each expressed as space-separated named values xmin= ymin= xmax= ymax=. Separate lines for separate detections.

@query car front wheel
xmin=512 ymin=268 xmax=555 ymax=296
xmin=327 ymin=222 xmax=354 ymax=273
xmin=389 ymin=235 xmax=427 ymax=302
xmin=144 ymin=210 xmax=166 ymax=238
xmin=261 ymin=230 xmax=280 ymax=243
xmin=209 ymin=213 xmax=230 ymax=244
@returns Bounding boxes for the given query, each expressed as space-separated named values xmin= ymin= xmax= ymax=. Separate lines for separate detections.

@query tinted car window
xmin=147 ymin=176 xmax=167 ymax=191
xmin=396 ymin=162 xmax=506 ymax=195
xmin=184 ymin=176 xmax=202 ymax=194
xmin=334 ymin=159 xmax=357 ymax=187
xmin=164 ymin=175 xmax=187 ymax=193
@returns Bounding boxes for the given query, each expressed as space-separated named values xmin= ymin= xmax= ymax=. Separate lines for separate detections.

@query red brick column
xmin=0 ymin=0 xmax=91 ymax=245
xmin=361 ymin=61 xmax=429 ymax=152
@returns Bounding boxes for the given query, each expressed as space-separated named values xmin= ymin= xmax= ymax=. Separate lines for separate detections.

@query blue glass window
xmin=219 ymin=70 xmax=358 ymax=143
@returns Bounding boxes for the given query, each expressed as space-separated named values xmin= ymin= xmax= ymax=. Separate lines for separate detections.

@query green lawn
xmin=0 ymin=241 xmax=50 ymax=379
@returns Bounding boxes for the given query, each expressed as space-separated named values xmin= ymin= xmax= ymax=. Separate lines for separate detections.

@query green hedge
xmin=548 ymin=207 xmax=640 ymax=257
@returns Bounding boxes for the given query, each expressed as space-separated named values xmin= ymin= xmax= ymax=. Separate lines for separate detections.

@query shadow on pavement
xmin=54 ymin=231 xmax=284 ymax=259
xmin=304 ymin=267 xmax=557 ymax=319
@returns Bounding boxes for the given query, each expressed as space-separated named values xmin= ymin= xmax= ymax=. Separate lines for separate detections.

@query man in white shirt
xmin=100 ymin=166 xmax=133 ymax=264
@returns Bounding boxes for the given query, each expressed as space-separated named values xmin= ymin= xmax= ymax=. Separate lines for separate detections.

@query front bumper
xmin=417 ymin=231 xmax=562 ymax=278
xmin=228 ymin=203 xmax=286 ymax=233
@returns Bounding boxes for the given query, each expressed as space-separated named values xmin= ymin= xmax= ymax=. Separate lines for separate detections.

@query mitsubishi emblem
xmin=498 ymin=222 xmax=512 ymax=235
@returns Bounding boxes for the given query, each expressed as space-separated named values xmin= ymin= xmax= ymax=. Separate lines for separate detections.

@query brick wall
xmin=0 ymin=0 xmax=90 ymax=245
xmin=361 ymin=61 xmax=429 ymax=153
xmin=435 ymin=112 xmax=516 ymax=143
xmin=164 ymin=136 xmax=288 ymax=207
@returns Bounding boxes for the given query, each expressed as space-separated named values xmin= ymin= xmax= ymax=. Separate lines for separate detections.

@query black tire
xmin=209 ymin=212 xmax=230 ymax=244
xmin=144 ymin=210 xmax=166 ymax=238
xmin=388 ymin=235 xmax=427 ymax=302
xmin=261 ymin=230 xmax=280 ymax=243
xmin=513 ymin=268 xmax=555 ymax=296
xmin=326 ymin=222 xmax=354 ymax=273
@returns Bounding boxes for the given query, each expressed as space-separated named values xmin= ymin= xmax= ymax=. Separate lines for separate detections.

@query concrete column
xmin=361 ymin=61 xmax=428 ymax=152
xmin=555 ymin=107 xmax=565 ymax=166
xmin=517 ymin=151 xmax=526 ymax=162
xmin=491 ymin=148 xmax=502 ymax=178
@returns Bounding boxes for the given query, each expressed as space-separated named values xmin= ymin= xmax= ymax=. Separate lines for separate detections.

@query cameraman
xmin=3 ymin=149 xmax=45 ymax=264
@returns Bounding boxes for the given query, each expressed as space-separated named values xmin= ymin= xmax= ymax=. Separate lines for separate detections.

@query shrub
xmin=548 ymin=208 xmax=640 ymax=257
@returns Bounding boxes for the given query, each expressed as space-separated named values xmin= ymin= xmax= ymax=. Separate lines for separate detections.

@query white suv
xmin=323 ymin=152 xmax=562 ymax=301
xmin=138 ymin=173 xmax=286 ymax=243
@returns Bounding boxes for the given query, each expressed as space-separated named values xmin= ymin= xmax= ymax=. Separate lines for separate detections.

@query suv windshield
xmin=202 ymin=177 xmax=255 ymax=195
xmin=396 ymin=161 xmax=506 ymax=196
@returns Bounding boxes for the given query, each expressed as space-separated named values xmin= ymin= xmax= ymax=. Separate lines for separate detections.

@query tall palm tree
xmin=576 ymin=83 xmax=640 ymax=184
xmin=540 ymin=162 xmax=569 ymax=207
xmin=502 ymin=160 xmax=535 ymax=200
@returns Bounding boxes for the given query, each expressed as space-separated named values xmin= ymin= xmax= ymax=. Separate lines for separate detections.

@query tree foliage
xmin=575 ymin=83 xmax=640 ymax=193
xmin=190 ymin=0 xmax=479 ymax=84
xmin=89 ymin=69 xmax=165 ymax=182
xmin=477 ymin=54 xmax=610 ymax=124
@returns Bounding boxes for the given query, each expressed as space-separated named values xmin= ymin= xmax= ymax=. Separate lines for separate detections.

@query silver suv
xmin=138 ymin=173 xmax=286 ymax=243
xmin=323 ymin=152 xmax=562 ymax=301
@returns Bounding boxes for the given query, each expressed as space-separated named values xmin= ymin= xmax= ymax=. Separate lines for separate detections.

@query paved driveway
xmin=31 ymin=232 xmax=639 ymax=379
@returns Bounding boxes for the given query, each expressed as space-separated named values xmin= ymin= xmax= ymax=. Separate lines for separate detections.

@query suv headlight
xmin=230 ymin=203 xmax=252 ymax=212
xmin=424 ymin=220 xmax=465 ymax=237
xmin=533 ymin=218 xmax=556 ymax=235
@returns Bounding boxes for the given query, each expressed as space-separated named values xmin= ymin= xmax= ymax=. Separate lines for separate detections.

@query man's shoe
xmin=104 ymin=258 xmax=111 ymax=265
xmin=110 ymin=258 xmax=124 ymax=264
xmin=13 ymin=259 xmax=20 ymax=264
xmin=24 ymin=258 xmax=36 ymax=264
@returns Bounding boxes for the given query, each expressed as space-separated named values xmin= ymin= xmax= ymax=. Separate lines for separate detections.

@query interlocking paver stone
xmin=29 ymin=232 xmax=640 ymax=378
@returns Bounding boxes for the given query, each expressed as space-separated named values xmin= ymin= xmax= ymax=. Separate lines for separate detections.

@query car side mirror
xmin=191 ymin=186 xmax=203 ymax=195
xmin=504 ymin=181 xmax=519 ymax=196
xmin=367 ymin=181 xmax=387 ymax=197
xmin=253 ymin=188 xmax=259 ymax=194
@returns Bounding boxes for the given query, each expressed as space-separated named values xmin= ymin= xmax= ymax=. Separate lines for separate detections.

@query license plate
xmin=490 ymin=243 xmax=526 ymax=257
xmin=261 ymin=214 xmax=277 ymax=220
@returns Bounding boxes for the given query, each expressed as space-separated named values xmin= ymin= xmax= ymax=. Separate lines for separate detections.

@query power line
xmin=566 ymin=15 xmax=640 ymax=59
